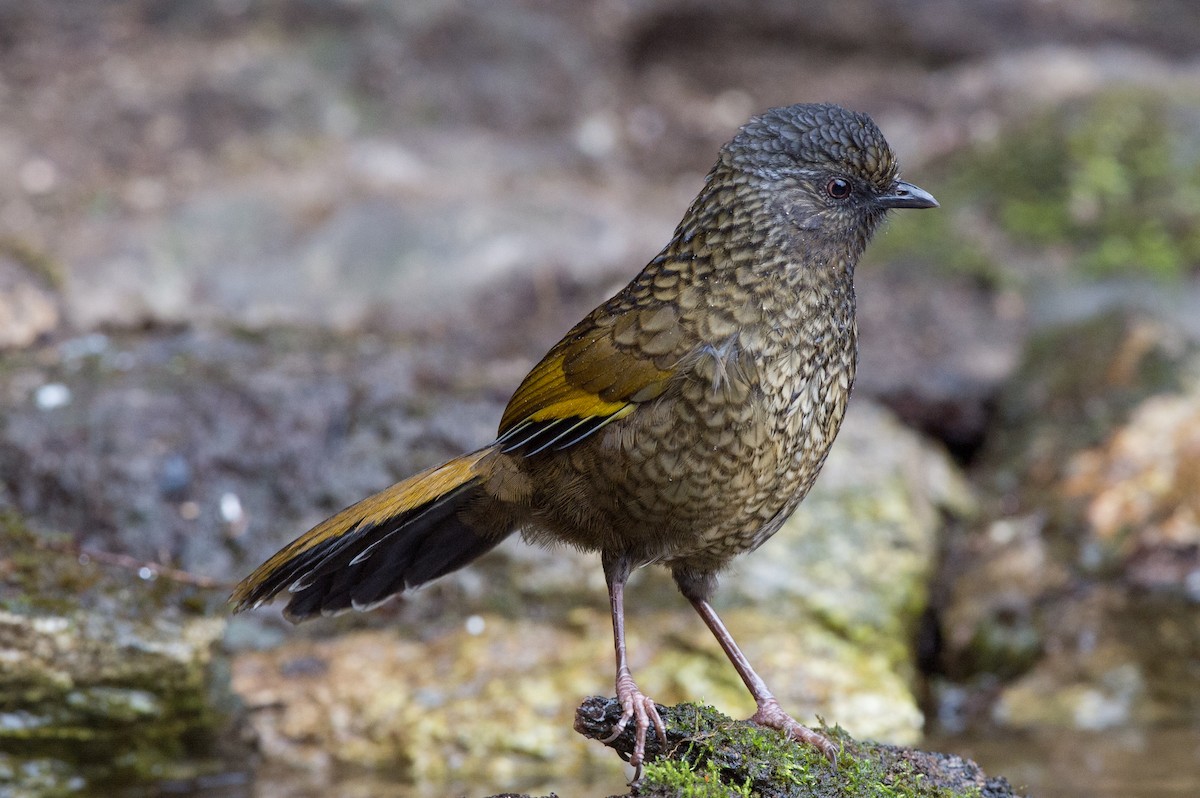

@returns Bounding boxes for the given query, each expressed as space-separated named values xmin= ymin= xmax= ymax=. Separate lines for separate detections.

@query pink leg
xmin=601 ymin=555 xmax=667 ymax=780
xmin=688 ymin=596 xmax=838 ymax=763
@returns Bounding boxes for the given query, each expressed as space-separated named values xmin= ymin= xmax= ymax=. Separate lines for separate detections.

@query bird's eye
xmin=826 ymin=177 xmax=852 ymax=200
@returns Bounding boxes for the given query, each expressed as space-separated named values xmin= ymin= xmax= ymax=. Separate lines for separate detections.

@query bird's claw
xmin=750 ymin=697 xmax=839 ymax=765
xmin=602 ymin=671 xmax=666 ymax=781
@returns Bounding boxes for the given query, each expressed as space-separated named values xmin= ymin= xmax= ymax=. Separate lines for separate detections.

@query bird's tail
xmin=230 ymin=446 xmax=512 ymax=621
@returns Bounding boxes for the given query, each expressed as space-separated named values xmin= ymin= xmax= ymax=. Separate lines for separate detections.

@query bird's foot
xmin=602 ymin=670 xmax=666 ymax=781
xmin=749 ymin=697 xmax=839 ymax=764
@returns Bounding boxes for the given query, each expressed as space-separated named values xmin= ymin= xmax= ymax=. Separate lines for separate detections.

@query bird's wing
xmin=496 ymin=301 xmax=686 ymax=455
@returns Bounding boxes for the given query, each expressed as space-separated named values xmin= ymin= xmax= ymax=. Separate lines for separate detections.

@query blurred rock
xmin=940 ymin=515 xmax=1067 ymax=682
xmin=0 ymin=611 xmax=233 ymax=796
xmin=0 ymin=248 xmax=59 ymax=349
xmin=857 ymin=261 xmax=1023 ymax=459
xmin=979 ymin=309 xmax=1191 ymax=518
xmin=0 ymin=521 xmax=239 ymax=796
xmin=933 ymin=305 xmax=1200 ymax=734
xmin=231 ymin=608 xmax=913 ymax=792
xmin=1063 ymin=382 xmax=1200 ymax=588
xmin=0 ymin=328 xmax=494 ymax=580
xmin=65 ymin=176 xmax=674 ymax=334
xmin=990 ymin=589 xmax=1200 ymax=732
xmin=232 ymin=617 xmax=609 ymax=792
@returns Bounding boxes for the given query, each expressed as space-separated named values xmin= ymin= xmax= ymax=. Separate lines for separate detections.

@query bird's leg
xmin=682 ymin=585 xmax=839 ymax=764
xmin=600 ymin=552 xmax=666 ymax=778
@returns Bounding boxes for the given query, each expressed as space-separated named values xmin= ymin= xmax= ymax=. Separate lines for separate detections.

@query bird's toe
xmin=749 ymin=698 xmax=839 ymax=765
xmin=602 ymin=677 xmax=665 ymax=781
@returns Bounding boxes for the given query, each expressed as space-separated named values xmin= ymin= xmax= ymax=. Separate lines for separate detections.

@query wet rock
xmin=0 ymin=327 xmax=500 ymax=581
xmin=933 ymin=305 xmax=1200 ymax=733
xmin=940 ymin=515 xmax=1068 ymax=681
xmin=992 ymin=589 xmax=1200 ymax=731
xmin=0 ymin=608 xmax=233 ymax=794
xmin=0 ymin=517 xmax=239 ymax=796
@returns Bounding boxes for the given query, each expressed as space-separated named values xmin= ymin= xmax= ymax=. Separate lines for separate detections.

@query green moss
xmin=0 ymin=509 xmax=222 ymax=621
xmin=970 ymin=89 xmax=1200 ymax=280
xmin=872 ymin=88 xmax=1200 ymax=284
xmin=646 ymin=758 xmax=755 ymax=798
xmin=0 ymin=515 xmax=102 ymax=616
xmin=638 ymin=704 xmax=985 ymax=798
xmin=0 ymin=753 xmax=86 ymax=798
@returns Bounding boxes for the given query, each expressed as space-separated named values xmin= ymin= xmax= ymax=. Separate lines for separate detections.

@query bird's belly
xmin=525 ymin=354 xmax=853 ymax=565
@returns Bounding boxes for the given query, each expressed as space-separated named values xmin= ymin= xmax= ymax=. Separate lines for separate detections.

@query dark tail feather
xmin=230 ymin=448 xmax=511 ymax=621
xmin=283 ymin=484 xmax=501 ymax=619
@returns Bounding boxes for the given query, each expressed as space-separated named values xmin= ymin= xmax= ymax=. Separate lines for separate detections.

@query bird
xmin=230 ymin=102 xmax=937 ymax=776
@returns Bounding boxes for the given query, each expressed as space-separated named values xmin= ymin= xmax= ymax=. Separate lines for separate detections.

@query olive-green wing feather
xmin=497 ymin=301 xmax=686 ymax=454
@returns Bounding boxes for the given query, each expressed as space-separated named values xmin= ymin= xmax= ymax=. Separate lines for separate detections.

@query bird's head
xmin=722 ymin=102 xmax=937 ymax=245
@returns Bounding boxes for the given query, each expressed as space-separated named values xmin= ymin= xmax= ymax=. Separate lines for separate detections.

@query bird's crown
xmin=726 ymin=102 xmax=899 ymax=190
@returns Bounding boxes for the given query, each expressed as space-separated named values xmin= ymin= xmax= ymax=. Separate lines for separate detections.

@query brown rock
xmin=0 ymin=249 xmax=59 ymax=349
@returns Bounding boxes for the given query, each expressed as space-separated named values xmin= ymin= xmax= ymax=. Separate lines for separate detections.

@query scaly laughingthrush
xmin=231 ymin=102 xmax=938 ymax=775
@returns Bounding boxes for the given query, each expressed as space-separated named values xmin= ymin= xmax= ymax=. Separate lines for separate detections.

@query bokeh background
xmin=3 ymin=1 xmax=1200 ymax=796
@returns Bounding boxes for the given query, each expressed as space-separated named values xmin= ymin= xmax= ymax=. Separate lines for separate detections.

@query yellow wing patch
xmin=497 ymin=330 xmax=676 ymax=454
xmin=500 ymin=349 xmax=628 ymax=432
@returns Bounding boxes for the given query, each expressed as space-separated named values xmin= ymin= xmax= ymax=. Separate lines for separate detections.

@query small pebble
xmin=34 ymin=383 xmax=71 ymax=410
xmin=158 ymin=454 xmax=191 ymax=499
xmin=219 ymin=492 xmax=244 ymax=524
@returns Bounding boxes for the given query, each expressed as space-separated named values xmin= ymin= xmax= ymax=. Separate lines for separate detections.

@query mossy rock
xmin=572 ymin=698 xmax=1019 ymax=798
xmin=975 ymin=89 xmax=1200 ymax=279
xmin=872 ymin=87 xmax=1200 ymax=284
xmin=0 ymin=515 xmax=242 ymax=794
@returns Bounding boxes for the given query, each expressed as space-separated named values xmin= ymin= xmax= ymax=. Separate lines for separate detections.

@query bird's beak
xmin=877 ymin=180 xmax=938 ymax=210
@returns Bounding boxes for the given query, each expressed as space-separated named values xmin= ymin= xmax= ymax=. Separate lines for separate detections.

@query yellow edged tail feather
xmin=229 ymin=447 xmax=500 ymax=620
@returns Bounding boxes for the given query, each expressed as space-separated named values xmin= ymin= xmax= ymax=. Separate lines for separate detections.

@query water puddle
xmin=928 ymin=726 xmax=1200 ymax=797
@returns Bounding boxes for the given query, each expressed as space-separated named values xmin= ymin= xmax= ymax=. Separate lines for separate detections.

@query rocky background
xmin=2 ymin=1 xmax=1200 ymax=796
